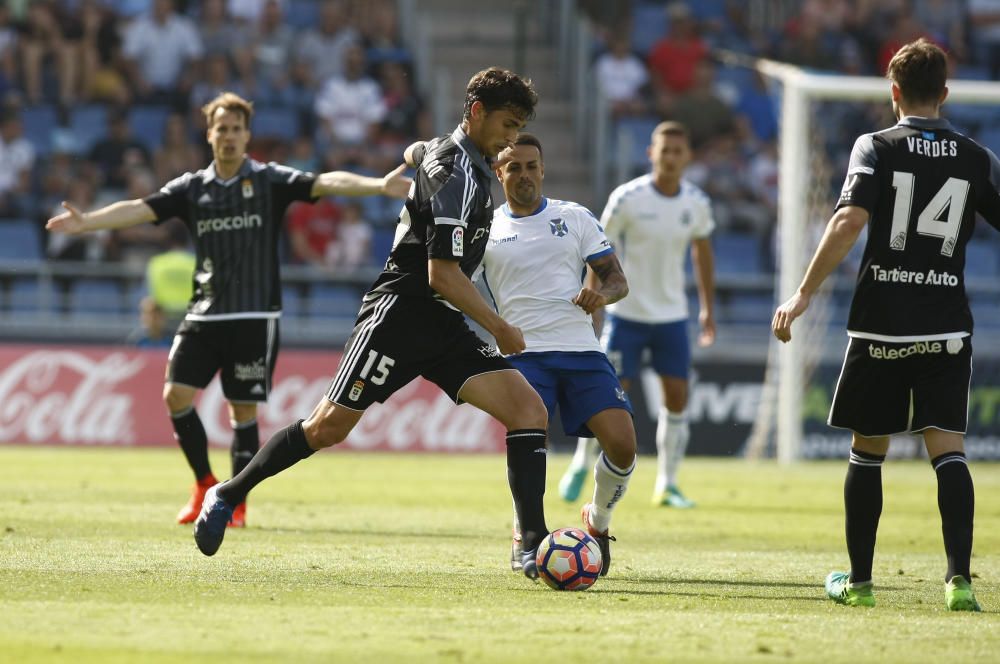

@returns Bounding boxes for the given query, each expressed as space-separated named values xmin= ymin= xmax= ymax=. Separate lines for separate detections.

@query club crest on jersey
xmin=548 ymin=218 xmax=568 ymax=237
xmin=348 ymin=380 xmax=365 ymax=402
xmin=452 ymin=227 xmax=464 ymax=256
xmin=241 ymin=179 xmax=254 ymax=198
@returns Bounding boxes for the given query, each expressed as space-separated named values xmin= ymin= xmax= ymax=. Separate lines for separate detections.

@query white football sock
xmin=570 ymin=437 xmax=599 ymax=471
xmin=589 ymin=452 xmax=635 ymax=533
xmin=655 ymin=408 xmax=687 ymax=493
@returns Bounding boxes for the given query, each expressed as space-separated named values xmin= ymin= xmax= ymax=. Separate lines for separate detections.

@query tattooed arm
xmin=573 ymin=253 xmax=629 ymax=315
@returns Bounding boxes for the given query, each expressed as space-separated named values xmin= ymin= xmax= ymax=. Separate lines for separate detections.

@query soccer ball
xmin=535 ymin=527 xmax=602 ymax=591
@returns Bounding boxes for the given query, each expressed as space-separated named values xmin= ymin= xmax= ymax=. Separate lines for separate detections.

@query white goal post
xmin=748 ymin=58 xmax=1000 ymax=463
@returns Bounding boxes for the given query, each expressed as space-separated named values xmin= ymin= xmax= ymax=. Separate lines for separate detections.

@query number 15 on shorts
xmin=349 ymin=350 xmax=396 ymax=402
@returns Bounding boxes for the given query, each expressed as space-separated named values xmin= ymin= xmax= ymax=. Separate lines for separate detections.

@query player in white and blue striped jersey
xmin=480 ymin=133 xmax=635 ymax=577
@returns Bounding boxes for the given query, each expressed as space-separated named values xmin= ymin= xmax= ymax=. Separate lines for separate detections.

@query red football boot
xmin=227 ymin=501 xmax=247 ymax=528
xmin=176 ymin=474 xmax=218 ymax=524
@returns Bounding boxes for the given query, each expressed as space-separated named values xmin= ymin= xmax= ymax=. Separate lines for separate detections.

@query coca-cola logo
xmin=0 ymin=350 xmax=146 ymax=444
xmin=198 ymin=374 xmax=501 ymax=452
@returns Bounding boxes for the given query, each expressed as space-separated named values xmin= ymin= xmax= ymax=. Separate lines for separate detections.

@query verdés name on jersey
xmin=144 ymin=159 xmax=317 ymax=320
xmin=835 ymin=116 xmax=1000 ymax=340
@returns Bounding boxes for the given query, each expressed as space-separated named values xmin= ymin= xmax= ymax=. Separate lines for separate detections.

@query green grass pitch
xmin=1 ymin=446 xmax=998 ymax=663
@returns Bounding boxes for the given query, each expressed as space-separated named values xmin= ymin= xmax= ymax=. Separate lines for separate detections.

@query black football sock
xmin=171 ymin=406 xmax=212 ymax=481
xmin=506 ymin=429 xmax=548 ymax=552
xmin=218 ymin=419 xmax=314 ymax=506
xmin=844 ymin=448 xmax=884 ymax=584
xmin=932 ymin=451 xmax=974 ymax=583
xmin=231 ymin=418 xmax=260 ymax=482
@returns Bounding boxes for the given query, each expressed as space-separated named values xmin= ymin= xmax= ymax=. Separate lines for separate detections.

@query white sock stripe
xmin=934 ymin=456 xmax=968 ymax=470
xmin=599 ymin=453 xmax=635 ymax=477
xmin=328 ymin=294 xmax=396 ymax=399
xmin=849 ymin=451 xmax=884 ymax=467
xmin=506 ymin=432 xmax=546 ymax=440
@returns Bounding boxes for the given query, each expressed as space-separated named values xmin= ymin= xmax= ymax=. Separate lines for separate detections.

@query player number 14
xmin=359 ymin=350 xmax=395 ymax=385
xmin=890 ymin=171 xmax=969 ymax=257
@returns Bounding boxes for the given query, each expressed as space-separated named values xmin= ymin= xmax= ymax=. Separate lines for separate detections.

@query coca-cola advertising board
xmin=0 ymin=344 xmax=506 ymax=452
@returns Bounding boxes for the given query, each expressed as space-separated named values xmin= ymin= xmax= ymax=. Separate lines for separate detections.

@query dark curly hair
xmin=462 ymin=67 xmax=538 ymax=122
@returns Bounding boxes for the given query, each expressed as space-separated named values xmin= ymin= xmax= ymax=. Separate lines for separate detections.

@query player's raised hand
xmin=380 ymin=163 xmax=413 ymax=200
xmin=572 ymin=287 xmax=607 ymax=315
xmin=45 ymin=201 xmax=88 ymax=234
xmin=772 ymin=291 xmax=812 ymax=342
xmin=494 ymin=320 xmax=526 ymax=356
xmin=698 ymin=310 xmax=716 ymax=347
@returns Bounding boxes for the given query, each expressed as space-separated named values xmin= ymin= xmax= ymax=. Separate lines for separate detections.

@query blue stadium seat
xmin=965 ymin=243 xmax=1000 ymax=279
xmin=371 ymin=226 xmax=397 ymax=266
xmin=686 ymin=0 xmax=726 ymax=20
xmin=70 ymin=279 xmax=125 ymax=314
xmin=0 ymin=219 xmax=43 ymax=260
xmin=128 ymin=105 xmax=171 ymax=152
xmin=614 ymin=116 xmax=660 ymax=172
xmin=286 ymin=0 xmax=320 ymax=28
xmin=127 ymin=282 xmax=148 ymax=312
xmin=306 ymin=285 xmax=361 ymax=319
xmin=723 ymin=292 xmax=774 ymax=325
xmin=281 ymin=286 xmax=303 ymax=317
xmin=970 ymin=293 xmax=1000 ymax=328
xmin=252 ymin=107 xmax=301 ymax=140
xmin=20 ymin=105 xmax=58 ymax=156
xmin=8 ymin=279 xmax=46 ymax=312
xmin=70 ymin=105 xmax=109 ymax=153
xmin=631 ymin=3 xmax=668 ymax=55
xmin=714 ymin=233 xmax=764 ymax=275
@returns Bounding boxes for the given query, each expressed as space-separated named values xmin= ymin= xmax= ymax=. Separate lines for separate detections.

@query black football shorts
xmin=167 ymin=318 xmax=280 ymax=403
xmin=326 ymin=293 xmax=512 ymax=409
xmin=828 ymin=335 xmax=972 ymax=436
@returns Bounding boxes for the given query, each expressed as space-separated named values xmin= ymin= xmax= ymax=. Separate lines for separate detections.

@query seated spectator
xmin=314 ymin=44 xmax=386 ymax=152
xmin=594 ymin=34 xmax=648 ymax=117
xmin=286 ymin=135 xmax=320 ymax=173
xmin=647 ymin=3 xmax=708 ymax=95
xmin=324 ymin=201 xmax=372 ymax=272
xmin=969 ymin=0 xmax=1000 ymax=79
xmin=376 ymin=61 xmax=428 ymax=168
xmin=295 ymin=0 xmax=359 ymax=87
xmin=0 ymin=107 xmax=36 ymax=218
xmin=659 ymin=60 xmax=737 ymax=149
xmin=913 ymin=0 xmax=966 ymax=58
xmin=17 ymin=1 xmax=79 ymax=105
xmin=286 ymin=196 xmax=343 ymax=267
xmin=189 ymin=53 xmax=248 ymax=117
xmin=239 ymin=0 xmax=296 ymax=105
xmin=153 ymin=113 xmax=203 ymax=183
xmin=88 ymin=108 xmax=151 ymax=190
xmin=228 ymin=0 xmax=285 ymax=25
xmin=199 ymin=0 xmax=250 ymax=57
xmin=106 ymin=168 xmax=171 ymax=268
xmin=127 ymin=296 xmax=174 ymax=348
xmin=122 ymin=0 xmax=203 ymax=106
xmin=79 ymin=0 xmax=130 ymax=105
xmin=0 ymin=7 xmax=17 ymax=99
xmin=877 ymin=10 xmax=932 ymax=75
xmin=360 ymin=0 xmax=411 ymax=70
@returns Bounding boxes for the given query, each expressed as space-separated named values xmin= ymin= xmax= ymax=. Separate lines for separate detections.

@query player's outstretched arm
xmin=772 ymin=205 xmax=869 ymax=342
xmin=312 ymin=164 xmax=412 ymax=200
xmin=428 ymin=258 xmax=526 ymax=355
xmin=691 ymin=238 xmax=716 ymax=347
xmin=46 ymin=199 xmax=157 ymax=235
xmin=574 ymin=253 xmax=628 ymax=315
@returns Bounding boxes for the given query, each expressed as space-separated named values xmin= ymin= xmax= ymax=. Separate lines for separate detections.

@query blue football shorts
xmin=506 ymin=351 xmax=632 ymax=438
xmin=602 ymin=315 xmax=690 ymax=381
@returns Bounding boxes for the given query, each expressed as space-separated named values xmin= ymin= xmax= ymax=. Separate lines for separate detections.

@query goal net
xmin=733 ymin=56 xmax=1000 ymax=462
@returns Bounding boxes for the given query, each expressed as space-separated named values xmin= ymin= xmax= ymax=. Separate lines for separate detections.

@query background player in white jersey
xmin=773 ymin=39 xmax=1000 ymax=611
xmin=559 ymin=121 xmax=716 ymax=509
xmin=482 ymin=133 xmax=634 ymax=576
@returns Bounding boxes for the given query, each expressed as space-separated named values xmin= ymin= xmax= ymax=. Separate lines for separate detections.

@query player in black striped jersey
xmin=195 ymin=70 xmax=554 ymax=581
xmin=772 ymin=39 xmax=1000 ymax=611
xmin=46 ymin=92 xmax=411 ymax=529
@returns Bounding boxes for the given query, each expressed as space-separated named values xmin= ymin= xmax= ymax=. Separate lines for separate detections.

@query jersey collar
xmin=897 ymin=116 xmax=953 ymax=131
xmin=502 ymin=197 xmax=548 ymax=219
xmin=202 ymin=158 xmax=252 ymax=185
xmin=450 ymin=125 xmax=493 ymax=177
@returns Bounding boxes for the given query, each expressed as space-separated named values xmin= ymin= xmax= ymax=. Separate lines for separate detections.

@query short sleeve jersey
xmin=144 ymin=158 xmax=316 ymax=320
xmin=368 ymin=126 xmax=494 ymax=304
xmin=836 ymin=116 xmax=1000 ymax=340
xmin=601 ymin=175 xmax=715 ymax=323
xmin=482 ymin=197 xmax=613 ymax=354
